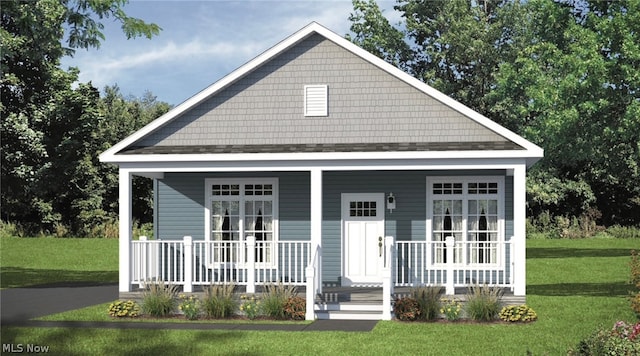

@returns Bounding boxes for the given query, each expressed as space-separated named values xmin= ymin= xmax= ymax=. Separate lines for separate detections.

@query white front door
xmin=342 ymin=193 xmax=385 ymax=286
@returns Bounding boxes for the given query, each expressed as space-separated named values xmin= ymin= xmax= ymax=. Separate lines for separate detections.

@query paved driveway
xmin=1 ymin=283 xmax=118 ymax=324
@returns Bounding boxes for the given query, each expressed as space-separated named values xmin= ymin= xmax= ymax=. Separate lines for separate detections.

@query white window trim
xmin=204 ymin=177 xmax=279 ymax=267
xmin=426 ymin=176 xmax=505 ymax=269
xmin=304 ymin=85 xmax=328 ymax=116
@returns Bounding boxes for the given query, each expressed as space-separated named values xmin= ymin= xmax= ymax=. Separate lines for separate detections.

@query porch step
xmin=314 ymin=301 xmax=386 ymax=320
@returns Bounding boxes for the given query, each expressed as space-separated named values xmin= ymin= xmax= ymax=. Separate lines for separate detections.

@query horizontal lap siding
xmin=322 ymin=171 xmax=427 ymax=284
xmin=156 ymin=172 xmax=310 ymax=241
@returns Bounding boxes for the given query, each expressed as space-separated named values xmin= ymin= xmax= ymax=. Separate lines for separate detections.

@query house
xmin=99 ymin=22 xmax=543 ymax=320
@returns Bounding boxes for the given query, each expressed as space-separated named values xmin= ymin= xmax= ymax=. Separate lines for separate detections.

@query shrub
xmin=239 ymin=294 xmax=261 ymax=320
xmin=141 ymin=281 xmax=178 ymax=317
xmin=465 ymin=285 xmax=503 ymax=322
xmin=499 ymin=305 xmax=537 ymax=323
xmin=178 ymin=294 xmax=201 ymax=320
xmin=608 ymin=226 xmax=640 ymax=239
xmin=108 ymin=300 xmax=140 ymax=318
xmin=261 ymin=283 xmax=297 ymax=319
xmin=202 ymin=284 xmax=236 ymax=319
xmin=394 ymin=297 xmax=420 ymax=321
xmin=570 ymin=321 xmax=640 ymax=355
xmin=411 ymin=286 xmax=443 ymax=321
xmin=283 ymin=296 xmax=306 ymax=320
xmin=440 ymin=298 xmax=462 ymax=321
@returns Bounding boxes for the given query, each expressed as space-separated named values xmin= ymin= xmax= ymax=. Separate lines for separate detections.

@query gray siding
xmin=156 ymin=172 xmax=310 ymax=241
xmin=134 ymin=34 xmax=507 ymax=148
xmin=155 ymin=170 xmax=515 ymax=285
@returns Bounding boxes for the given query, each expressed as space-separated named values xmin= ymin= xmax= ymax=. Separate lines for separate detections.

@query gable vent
xmin=304 ymin=85 xmax=328 ymax=116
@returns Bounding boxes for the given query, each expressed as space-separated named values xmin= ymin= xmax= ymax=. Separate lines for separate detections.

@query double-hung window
xmin=427 ymin=177 xmax=504 ymax=266
xmin=205 ymin=178 xmax=278 ymax=266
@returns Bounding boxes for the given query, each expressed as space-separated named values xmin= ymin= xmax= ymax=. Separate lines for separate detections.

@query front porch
xmin=123 ymin=235 xmax=523 ymax=320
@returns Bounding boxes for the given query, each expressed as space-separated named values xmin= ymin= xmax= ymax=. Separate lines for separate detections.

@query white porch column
xmin=119 ymin=168 xmax=133 ymax=292
xmin=512 ymin=164 xmax=527 ymax=296
xmin=310 ymin=168 xmax=323 ymax=294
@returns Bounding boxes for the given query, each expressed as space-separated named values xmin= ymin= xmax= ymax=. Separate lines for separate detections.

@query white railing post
xmin=138 ymin=236 xmax=147 ymax=287
xmin=305 ymin=264 xmax=316 ymax=320
xmin=246 ymin=236 xmax=256 ymax=293
xmin=183 ymin=236 xmax=193 ymax=293
xmin=445 ymin=236 xmax=455 ymax=295
xmin=382 ymin=236 xmax=395 ymax=320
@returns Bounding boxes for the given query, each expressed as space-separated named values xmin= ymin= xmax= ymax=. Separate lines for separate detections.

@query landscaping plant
xmin=465 ymin=285 xmax=503 ymax=322
xmin=261 ymin=283 xmax=297 ymax=319
xmin=239 ymin=294 xmax=261 ymax=320
xmin=202 ymin=283 xmax=236 ymax=318
xmin=393 ymin=297 xmax=420 ymax=321
xmin=499 ymin=305 xmax=538 ymax=323
xmin=440 ymin=298 xmax=462 ymax=321
xmin=178 ymin=294 xmax=200 ymax=320
xmin=631 ymin=251 xmax=640 ymax=318
xmin=571 ymin=321 xmax=640 ymax=355
xmin=141 ymin=281 xmax=178 ymax=317
xmin=108 ymin=300 xmax=139 ymax=318
xmin=411 ymin=286 xmax=443 ymax=321
xmin=283 ymin=296 xmax=306 ymax=320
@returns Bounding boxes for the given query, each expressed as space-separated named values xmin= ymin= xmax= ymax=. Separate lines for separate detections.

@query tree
xmin=347 ymin=0 xmax=640 ymax=226
xmin=1 ymin=0 xmax=161 ymax=234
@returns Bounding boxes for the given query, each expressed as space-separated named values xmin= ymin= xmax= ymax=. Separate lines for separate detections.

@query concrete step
xmin=315 ymin=310 xmax=385 ymax=320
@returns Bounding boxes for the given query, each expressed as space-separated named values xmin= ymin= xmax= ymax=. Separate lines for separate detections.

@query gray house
xmin=100 ymin=22 xmax=543 ymax=320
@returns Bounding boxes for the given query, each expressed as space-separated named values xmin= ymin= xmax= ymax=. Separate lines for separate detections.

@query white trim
xmin=426 ymin=176 xmax=506 ymax=269
xmin=99 ymin=22 xmax=543 ymax=164
xmin=341 ymin=193 xmax=385 ymax=286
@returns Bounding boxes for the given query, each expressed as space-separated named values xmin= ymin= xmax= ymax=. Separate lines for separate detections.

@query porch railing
xmin=131 ymin=236 xmax=311 ymax=293
xmin=394 ymin=238 xmax=514 ymax=293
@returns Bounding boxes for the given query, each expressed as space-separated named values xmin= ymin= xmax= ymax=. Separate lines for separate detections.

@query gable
xmin=124 ymin=34 xmax=517 ymax=154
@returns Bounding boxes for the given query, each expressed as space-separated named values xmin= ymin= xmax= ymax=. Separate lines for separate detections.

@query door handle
xmin=378 ymin=236 xmax=383 ymax=257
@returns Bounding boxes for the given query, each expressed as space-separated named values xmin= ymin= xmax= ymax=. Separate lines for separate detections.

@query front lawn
xmin=0 ymin=236 xmax=118 ymax=288
xmin=1 ymin=237 xmax=638 ymax=355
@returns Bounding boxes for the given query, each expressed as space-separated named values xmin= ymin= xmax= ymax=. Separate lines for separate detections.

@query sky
xmin=60 ymin=0 xmax=401 ymax=106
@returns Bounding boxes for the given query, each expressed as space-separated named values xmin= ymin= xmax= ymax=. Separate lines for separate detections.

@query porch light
xmin=387 ymin=193 xmax=396 ymax=213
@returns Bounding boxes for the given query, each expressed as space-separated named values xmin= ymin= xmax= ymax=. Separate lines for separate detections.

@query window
xmin=304 ymin=85 xmax=328 ymax=116
xmin=427 ymin=177 xmax=504 ymax=266
xmin=349 ymin=201 xmax=377 ymax=217
xmin=206 ymin=178 xmax=278 ymax=265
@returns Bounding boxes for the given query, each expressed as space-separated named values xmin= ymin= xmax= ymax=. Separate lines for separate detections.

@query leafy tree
xmin=347 ymin=0 xmax=640 ymax=226
xmin=1 ymin=0 xmax=161 ymax=234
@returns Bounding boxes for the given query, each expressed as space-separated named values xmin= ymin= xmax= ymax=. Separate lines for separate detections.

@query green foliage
xmin=1 ymin=0 xmax=165 ymax=236
xmin=239 ymin=294 xmax=261 ymax=320
xmin=108 ymin=300 xmax=139 ymax=318
xmin=141 ymin=282 xmax=178 ymax=317
xmin=177 ymin=294 xmax=200 ymax=320
xmin=411 ymin=286 xmax=442 ymax=321
xmin=393 ymin=297 xmax=420 ymax=321
xmin=440 ymin=298 xmax=462 ymax=321
xmin=499 ymin=305 xmax=538 ymax=323
xmin=261 ymin=283 xmax=298 ymax=319
xmin=283 ymin=296 xmax=306 ymax=320
xmin=631 ymin=251 xmax=640 ymax=318
xmin=570 ymin=321 xmax=640 ymax=355
xmin=348 ymin=0 xmax=640 ymax=227
xmin=608 ymin=226 xmax=640 ymax=239
xmin=464 ymin=285 xmax=503 ymax=322
xmin=202 ymin=284 xmax=236 ymax=319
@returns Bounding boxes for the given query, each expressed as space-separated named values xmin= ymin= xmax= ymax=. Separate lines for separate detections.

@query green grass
xmin=0 ymin=236 xmax=118 ymax=288
xmin=2 ymin=237 xmax=639 ymax=355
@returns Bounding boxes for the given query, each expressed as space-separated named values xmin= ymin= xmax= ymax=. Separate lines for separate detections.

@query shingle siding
xmin=134 ymin=34 xmax=507 ymax=149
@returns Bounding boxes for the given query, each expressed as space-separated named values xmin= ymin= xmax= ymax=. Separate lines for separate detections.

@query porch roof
xmin=120 ymin=141 xmax=524 ymax=155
